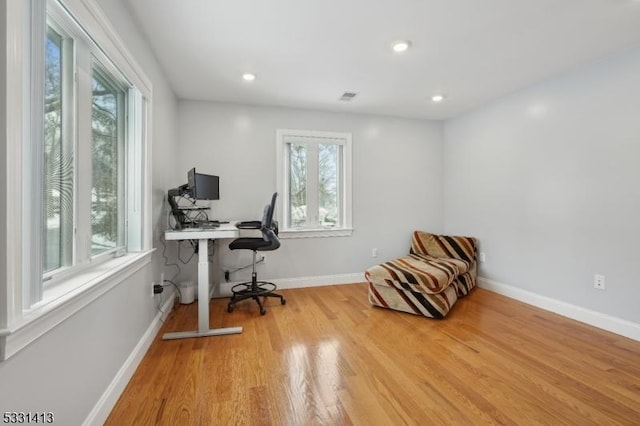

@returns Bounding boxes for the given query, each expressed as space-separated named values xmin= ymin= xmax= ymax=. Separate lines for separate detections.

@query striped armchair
xmin=365 ymin=231 xmax=477 ymax=318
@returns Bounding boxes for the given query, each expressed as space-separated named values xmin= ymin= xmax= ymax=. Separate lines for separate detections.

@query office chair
xmin=228 ymin=192 xmax=286 ymax=315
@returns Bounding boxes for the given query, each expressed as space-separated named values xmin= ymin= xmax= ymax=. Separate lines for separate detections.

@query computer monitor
xmin=187 ymin=168 xmax=219 ymax=200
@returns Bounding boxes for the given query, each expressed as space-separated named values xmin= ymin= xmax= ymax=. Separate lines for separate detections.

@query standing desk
xmin=163 ymin=223 xmax=242 ymax=340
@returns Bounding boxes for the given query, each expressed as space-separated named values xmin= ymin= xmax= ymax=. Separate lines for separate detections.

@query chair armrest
xmin=236 ymin=220 xmax=262 ymax=229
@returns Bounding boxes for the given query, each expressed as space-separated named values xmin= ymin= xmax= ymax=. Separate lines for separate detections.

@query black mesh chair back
xmin=259 ymin=193 xmax=280 ymax=249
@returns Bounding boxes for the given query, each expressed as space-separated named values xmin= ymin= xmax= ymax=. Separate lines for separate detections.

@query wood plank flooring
xmin=106 ymin=283 xmax=640 ymax=425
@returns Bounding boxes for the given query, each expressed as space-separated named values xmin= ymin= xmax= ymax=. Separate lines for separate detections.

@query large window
xmin=28 ymin=0 xmax=147 ymax=304
xmin=40 ymin=4 xmax=135 ymax=287
xmin=276 ymin=129 xmax=353 ymax=238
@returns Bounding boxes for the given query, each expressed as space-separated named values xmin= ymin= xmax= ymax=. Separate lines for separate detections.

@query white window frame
xmin=0 ymin=0 xmax=153 ymax=361
xmin=276 ymin=129 xmax=353 ymax=238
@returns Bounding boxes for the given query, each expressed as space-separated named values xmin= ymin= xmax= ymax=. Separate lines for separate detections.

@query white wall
xmin=443 ymin=47 xmax=640 ymax=323
xmin=0 ymin=1 xmax=7 ymax=329
xmin=174 ymin=102 xmax=444 ymax=285
xmin=0 ymin=0 xmax=178 ymax=423
xmin=0 ymin=266 xmax=152 ymax=425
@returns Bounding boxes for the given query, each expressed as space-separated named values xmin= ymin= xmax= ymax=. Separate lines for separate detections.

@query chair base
xmin=228 ymin=273 xmax=286 ymax=315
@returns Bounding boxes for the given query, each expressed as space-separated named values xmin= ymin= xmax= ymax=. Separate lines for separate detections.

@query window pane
xmin=43 ymin=27 xmax=73 ymax=273
xmin=318 ymin=144 xmax=339 ymax=227
xmin=288 ymin=143 xmax=307 ymax=227
xmin=91 ymin=67 xmax=125 ymax=255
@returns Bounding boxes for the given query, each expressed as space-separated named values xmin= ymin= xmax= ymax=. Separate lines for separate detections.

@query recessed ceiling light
xmin=242 ymin=73 xmax=256 ymax=81
xmin=431 ymin=94 xmax=445 ymax=103
xmin=391 ymin=40 xmax=411 ymax=53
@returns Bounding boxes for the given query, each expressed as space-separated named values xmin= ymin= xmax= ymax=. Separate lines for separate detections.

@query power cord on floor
xmin=155 ymin=279 xmax=183 ymax=324
xmin=162 ymin=279 xmax=182 ymax=303
xmin=160 ymin=232 xmax=181 ymax=281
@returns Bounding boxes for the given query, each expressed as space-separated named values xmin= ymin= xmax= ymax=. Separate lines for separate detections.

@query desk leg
xmin=162 ymin=238 xmax=242 ymax=340
xmin=197 ymin=238 xmax=210 ymax=332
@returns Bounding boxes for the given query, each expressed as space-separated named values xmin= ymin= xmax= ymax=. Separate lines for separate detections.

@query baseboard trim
xmin=83 ymin=294 xmax=175 ymax=426
xmin=478 ymin=277 xmax=640 ymax=342
xmin=217 ymin=272 xmax=365 ymax=297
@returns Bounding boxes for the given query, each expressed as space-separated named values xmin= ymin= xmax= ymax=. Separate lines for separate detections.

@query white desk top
xmin=164 ymin=221 xmax=241 ymax=240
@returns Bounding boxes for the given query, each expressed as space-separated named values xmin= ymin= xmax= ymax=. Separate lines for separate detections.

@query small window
xmin=276 ymin=129 xmax=353 ymax=238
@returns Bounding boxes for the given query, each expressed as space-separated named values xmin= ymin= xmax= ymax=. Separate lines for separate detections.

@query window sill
xmin=279 ymin=228 xmax=353 ymax=239
xmin=0 ymin=250 xmax=154 ymax=361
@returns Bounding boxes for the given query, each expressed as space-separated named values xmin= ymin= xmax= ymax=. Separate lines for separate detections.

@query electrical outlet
xmin=479 ymin=252 xmax=486 ymax=263
xmin=372 ymin=248 xmax=378 ymax=258
xmin=152 ymin=273 xmax=166 ymax=297
xmin=260 ymin=254 xmax=267 ymax=264
xmin=594 ymin=274 xmax=605 ymax=290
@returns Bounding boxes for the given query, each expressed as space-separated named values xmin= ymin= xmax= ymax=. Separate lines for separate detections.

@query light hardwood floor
xmin=106 ymin=283 xmax=640 ymax=425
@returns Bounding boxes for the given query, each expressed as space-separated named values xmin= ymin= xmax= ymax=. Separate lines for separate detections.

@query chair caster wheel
xmin=227 ymin=304 xmax=234 ymax=313
xmin=260 ymin=308 xmax=266 ymax=315
xmin=281 ymin=298 xmax=286 ymax=305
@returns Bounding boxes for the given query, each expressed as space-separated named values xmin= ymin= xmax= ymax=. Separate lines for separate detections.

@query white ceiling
xmin=123 ymin=0 xmax=640 ymax=120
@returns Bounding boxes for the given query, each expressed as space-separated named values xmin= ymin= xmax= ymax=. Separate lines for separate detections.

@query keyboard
xmin=198 ymin=221 xmax=220 ymax=229
xmin=180 ymin=221 xmax=219 ymax=229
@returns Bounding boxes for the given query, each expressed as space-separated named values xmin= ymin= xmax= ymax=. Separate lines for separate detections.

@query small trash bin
xmin=179 ymin=281 xmax=195 ymax=304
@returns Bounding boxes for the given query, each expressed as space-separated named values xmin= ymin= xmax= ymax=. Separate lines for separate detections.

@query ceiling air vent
xmin=339 ymin=92 xmax=358 ymax=101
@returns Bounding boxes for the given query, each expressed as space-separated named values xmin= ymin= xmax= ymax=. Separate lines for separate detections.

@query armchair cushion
xmin=365 ymin=254 xmax=469 ymax=295
xmin=411 ymin=231 xmax=476 ymax=263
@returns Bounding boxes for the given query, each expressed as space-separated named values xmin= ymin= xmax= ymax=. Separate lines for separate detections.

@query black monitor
xmin=187 ymin=168 xmax=219 ymax=200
